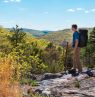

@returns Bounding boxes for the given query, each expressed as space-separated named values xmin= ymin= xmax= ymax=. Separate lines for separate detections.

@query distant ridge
xmin=40 ymin=28 xmax=93 ymax=45
xmin=6 ymin=28 xmax=93 ymax=39
xmin=6 ymin=28 xmax=50 ymax=37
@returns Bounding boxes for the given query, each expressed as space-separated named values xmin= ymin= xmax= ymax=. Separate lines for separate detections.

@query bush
xmin=20 ymin=78 xmax=38 ymax=87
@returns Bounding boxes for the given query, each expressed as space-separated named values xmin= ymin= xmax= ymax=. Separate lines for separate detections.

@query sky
xmin=0 ymin=0 xmax=95 ymax=30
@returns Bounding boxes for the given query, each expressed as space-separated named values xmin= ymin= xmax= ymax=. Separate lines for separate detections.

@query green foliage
xmin=41 ymin=44 xmax=64 ymax=73
xmin=28 ymin=94 xmax=50 ymax=97
xmin=41 ymin=30 xmax=72 ymax=45
xmin=8 ymin=25 xmax=26 ymax=47
xmin=74 ymin=80 xmax=80 ymax=88
xmin=20 ymin=78 xmax=38 ymax=86
xmin=30 ymin=80 xmax=39 ymax=87
xmin=0 ymin=25 xmax=65 ymax=81
xmin=81 ymin=27 xmax=95 ymax=68
xmin=41 ymin=28 xmax=92 ymax=45
xmin=1 ymin=25 xmax=94 ymax=81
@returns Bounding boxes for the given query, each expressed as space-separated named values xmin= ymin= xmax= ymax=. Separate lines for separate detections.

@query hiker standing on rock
xmin=71 ymin=24 xmax=82 ymax=73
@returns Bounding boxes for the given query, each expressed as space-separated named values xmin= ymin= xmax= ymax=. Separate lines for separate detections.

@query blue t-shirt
xmin=72 ymin=31 xmax=79 ymax=48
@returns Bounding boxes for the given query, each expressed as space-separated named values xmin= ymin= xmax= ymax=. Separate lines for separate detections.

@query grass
xmin=74 ymin=80 xmax=80 ymax=88
xmin=20 ymin=78 xmax=39 ymax=87
xmin=0 ymin=57 xmax=22 ymax=97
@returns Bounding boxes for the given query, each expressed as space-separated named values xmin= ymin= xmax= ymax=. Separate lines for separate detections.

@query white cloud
xmin=10 ymin=0 xmax=14 ymax=1
xmin=76 ymin=8 xmax=84 ymax=11
xmin=4 ymin=0 xmax=9 ymax=3
xmin=85 ymin=10 xmax=89 ymax=14
xmin=3 ymin=0 xmax=21 ymax=3
xmin=15 ymin=0 xmax=21 ymax=2
xmin=67 ymin=9 xmax=75 ymax=12
xmin=91 ymin=9 xmax=95 ymax=12
xmin=67 ymin=8 xmax=95 ymax=14
xmin=67 ymin=8 xmax=84 ymax=13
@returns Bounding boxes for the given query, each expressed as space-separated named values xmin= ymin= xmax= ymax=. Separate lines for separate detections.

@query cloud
xmin=76 ymin=8 xmax=84 ymax=11
xmin=84 ymin=10 xmax=89 ymax=14
xmin=67 ymin=8 xmax=95 ymax=14
xmin=15 ymin=0 xmax=21 ymax=2
xmin=3 ymin=0 xmax=21 ymax=3
xmin=67 ymin=9 xmax=75 ymax=12
xmin=67 ymin=8 xmax=84 ymax=12
xmin=91 ymin=9 xmax=95 ymax=12
xmin=3 ymin=0 xmax=9 ymax=3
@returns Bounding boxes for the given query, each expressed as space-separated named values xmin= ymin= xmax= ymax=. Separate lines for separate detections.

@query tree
xmin=83 ymin=27 xmax=95 ymax=68
xmin=89 ymin=27 xmax=95 ymax=44
xmin=8 ymin=25 xmax=26 ymax=47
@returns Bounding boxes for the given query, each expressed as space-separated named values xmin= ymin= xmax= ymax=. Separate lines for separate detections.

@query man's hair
xmin=72 ymin=24 xmax=78 ymax=29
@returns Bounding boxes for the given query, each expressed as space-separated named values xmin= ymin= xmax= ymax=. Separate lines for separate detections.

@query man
xmin=72 ymin=24 xmax=82 ymax=73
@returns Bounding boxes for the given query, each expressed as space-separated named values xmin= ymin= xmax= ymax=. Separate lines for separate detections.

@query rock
xmin=35 ymin=89 xmax=43 ymax=94
xmin=22 ymin=71 xmax=95 ymax=97
xmin=42 ymin=88 xmax=51 ymax=95
xmin=21 ymin=85 xmax=32 ymax=96
xmin=61 ymin=74 xmax=72 ymax=80
xmin=42 ymin=73 xmax=63 ymax=80
xmin=76 ymin=74 xmax=88 ymax=81
xmin=92 ymin=70 xmax=95 ymax=77
xmin=61 ymin=89 xmax=95 ymax=97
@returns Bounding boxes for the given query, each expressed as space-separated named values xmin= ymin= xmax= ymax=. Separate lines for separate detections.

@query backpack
xmin=78 ymin=29 xmax=88 ymax=48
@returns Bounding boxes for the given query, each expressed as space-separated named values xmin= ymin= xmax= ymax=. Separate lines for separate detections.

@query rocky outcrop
xmin=22 ymin=70 xmax=95 ymax=97
xmin=34 ymin=74 xmax=95 ymax=97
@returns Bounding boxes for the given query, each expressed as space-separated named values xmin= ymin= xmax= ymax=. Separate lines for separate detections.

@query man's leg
xmin=76 ymin=48 xmax=82 ymax=73
xmin=73 ymin=49 xmax=77 ymax=69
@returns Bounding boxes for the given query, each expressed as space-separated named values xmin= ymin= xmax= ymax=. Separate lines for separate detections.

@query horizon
xmin=0 ymin=0 xmax=95 ymax=30
xmin=3 ymin=26 xmax=94 ymax=32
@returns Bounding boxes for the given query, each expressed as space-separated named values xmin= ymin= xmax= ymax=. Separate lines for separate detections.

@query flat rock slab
xmin=22 ymin=70 xmax=95 ymax=97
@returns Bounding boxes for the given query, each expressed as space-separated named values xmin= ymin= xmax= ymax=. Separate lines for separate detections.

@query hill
xmin=6 ymin=28 xmax=50 ymax=37
xmin=6 ymin=27 xmax=93 ymax=45
xmin=22 ymin=28 xmax=50 ymax=37
xmin=40 ymin=28 xmax=93 ymax=45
